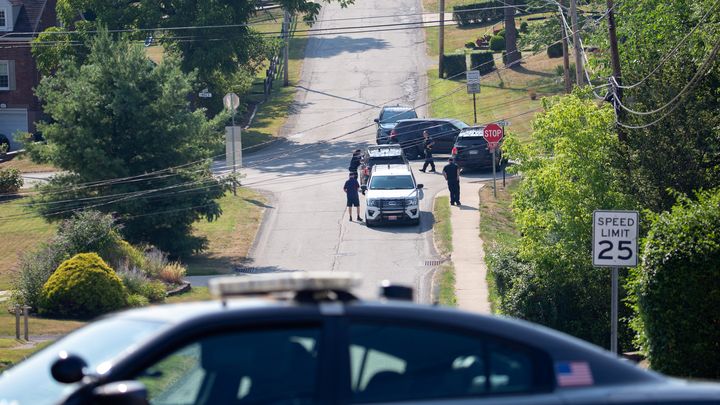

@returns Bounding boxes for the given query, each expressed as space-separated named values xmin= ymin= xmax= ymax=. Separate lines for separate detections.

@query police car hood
xmin=366 ymin=189 xmax=418 ymax=199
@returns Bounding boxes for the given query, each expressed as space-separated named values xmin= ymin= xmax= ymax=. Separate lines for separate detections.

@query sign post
xmin=223 ymin=92 xmax=241 ymax=196
xmin=483 ymin=123 xmax=504 ymax=198
xmin=592 ymin=210 xmax=639 ymax=354
xmin=466 ymin=70 xmax=480 ymax=124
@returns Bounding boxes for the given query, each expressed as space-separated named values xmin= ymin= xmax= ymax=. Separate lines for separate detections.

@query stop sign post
xmin=483 ymin=123 xmax=504 ymax=197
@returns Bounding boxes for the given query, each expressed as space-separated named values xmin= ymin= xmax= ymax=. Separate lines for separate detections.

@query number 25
xmin=598 ymin=240 xmax=633 ymax=260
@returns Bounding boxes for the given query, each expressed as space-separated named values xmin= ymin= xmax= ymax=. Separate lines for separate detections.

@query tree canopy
xmin=29 ymin=31 xmax=230 ymax=255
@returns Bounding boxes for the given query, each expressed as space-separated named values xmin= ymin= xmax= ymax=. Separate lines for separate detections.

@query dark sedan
xmin=1 ymin=273 xmax=719 ymax=405
xmin=389 ymin=118 xmax=468 ymax=159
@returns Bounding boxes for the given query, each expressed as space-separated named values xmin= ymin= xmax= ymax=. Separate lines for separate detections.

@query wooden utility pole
xmin=559 ymin=3 xmax=572 ymax=93
xmin=606 ymin=0 xmax=624 ymax=142
xmin=569 ymin=0 xmax=584 ymax=86
xmin=439 ymin=0 xmax=445 ymax=78
xmin=283 ymin=9 xmax=291 ymax=86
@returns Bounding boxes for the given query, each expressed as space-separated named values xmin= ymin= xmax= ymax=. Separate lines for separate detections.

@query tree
xmin=496 ymin=91 xmax=636 ymax=347
xmin=29 ymin=30 xmax=230 ymax=255
xmin=503 ymin=0 xmax=521 ymax=66
xmin=34 ymin=0 xmax=354 ymax=114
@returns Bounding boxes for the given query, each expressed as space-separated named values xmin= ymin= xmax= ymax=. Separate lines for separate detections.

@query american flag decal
xmin=555 ymin=361 xmax=594 ymax=387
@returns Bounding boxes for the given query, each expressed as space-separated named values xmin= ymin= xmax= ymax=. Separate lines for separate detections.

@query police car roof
xmin=458 ymin=126 xmax=487 ymax=137
xmin=371 ymin=164 xmax=413 ymax=175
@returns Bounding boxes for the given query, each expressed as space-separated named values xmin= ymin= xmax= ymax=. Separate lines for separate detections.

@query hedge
xmin=452 ymin=1 xmax=554 ymax=26
xmin=489 ymin=35 xmax=505 ymax=52
xmin=443 ymin=54 xmax=467 ymax=79
xmin=0 ymin=168 xmax=23 ymax=194
xmin=547 ymin=42 xmax=563 ymax=58
xmin=470 ymin=52 xmax=496 ymax=75
xmin=502 ymin=50 xmax=522 ymax=65
xmin=633 ymin=189 xmax=720 ymax=379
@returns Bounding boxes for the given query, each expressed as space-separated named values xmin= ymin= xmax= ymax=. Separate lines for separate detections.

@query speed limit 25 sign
xmin=592 ymin=211 xmax=639 ymax=267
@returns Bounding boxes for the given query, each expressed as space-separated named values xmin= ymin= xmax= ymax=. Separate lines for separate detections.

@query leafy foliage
xmin=629 ymin=189 xmax=720 ymax=378
xmin=40 ymin=253 xmax=126 ymax=319
xmin=0 ymin=168 xmax=23 ymax=194
xmin=546 ymin=42 xmax=563 ymax=58
xmin=30 ymin=32 xmax=230 ymax=255
xmin=443 ymin=54 xmax=467 ymax=79
xmin=499 ymin=92 xmax=636 ymax=347
xmin=490 ymin=35 xmax=505 ymax=52
xmin=470 ymin=52 xmax=496 ymax=75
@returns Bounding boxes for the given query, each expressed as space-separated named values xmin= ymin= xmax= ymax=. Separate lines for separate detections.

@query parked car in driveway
xmin=374 ymin=105 xmax=418 ymax=144
xmin=1 ymin=272 xmax=720 ymax=405
xmin=389 ymin=118 xmax=468 ymax=159
xmin=359 ymin=145 xmax=408 ymax=192
xmin=452 ymin=126 xmax=505 ymax=170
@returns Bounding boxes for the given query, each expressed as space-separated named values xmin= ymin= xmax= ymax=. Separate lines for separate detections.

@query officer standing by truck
xmin=419 ymin=131 xmax=436 ymax=172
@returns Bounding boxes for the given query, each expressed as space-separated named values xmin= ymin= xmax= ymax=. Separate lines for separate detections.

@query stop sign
xmin=483 ymin=123 xmax=504 ymax=143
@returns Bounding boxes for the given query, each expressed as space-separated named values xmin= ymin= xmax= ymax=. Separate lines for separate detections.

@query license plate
xmin=469 ymin=150 xmax=479 ymax=154
xmin=388 ymin=215 xmax=398 ymax=220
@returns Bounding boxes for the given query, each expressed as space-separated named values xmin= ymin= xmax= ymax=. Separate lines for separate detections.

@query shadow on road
xmin=308 ymin=36 xmax=390 ymax=57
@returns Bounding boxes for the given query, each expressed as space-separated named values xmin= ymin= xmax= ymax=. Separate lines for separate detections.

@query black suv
xmin=389 ymin=118 xmax=468 ymax=159
xmin=374 ymin=105 xmax=417 ymax=144
xmin=452 ymin=126 xmax=504 ymax=170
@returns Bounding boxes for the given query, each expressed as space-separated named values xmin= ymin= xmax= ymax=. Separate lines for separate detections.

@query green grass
xmin=433 ymin=196 xmax=453 ymax=255
xmin=0 ymin=199 xmax=57 ymax=290
xmin=478 ymin=178 xmax=521 ymax=312
xmin=437 ymin=264 xmax=457 ymax=307
xmin=0 ymin=340 xmax=53 ymax=373
xmin=185 ymin=190 xmax=267 ymax=276
xmin=166 ymin=287 xmax=212 ymax=303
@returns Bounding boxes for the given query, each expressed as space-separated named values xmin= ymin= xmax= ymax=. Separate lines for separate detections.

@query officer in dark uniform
xmin=443 ymin=157 xmax=461 ymax=205
xmin=419 ymin=130 xmax=436 ymax=172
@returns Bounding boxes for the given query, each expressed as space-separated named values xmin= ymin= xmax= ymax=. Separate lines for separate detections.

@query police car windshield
xmin=380 ymin=109 xmax=416 ymax=124
xmin=369 ymin=175 xmax=415 ymax=190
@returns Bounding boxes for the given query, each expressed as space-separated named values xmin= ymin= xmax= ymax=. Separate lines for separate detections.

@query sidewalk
xmin=438 ymin=182 xmax=491 ymax=314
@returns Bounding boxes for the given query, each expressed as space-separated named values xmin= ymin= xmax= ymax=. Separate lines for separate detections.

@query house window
xmin=0 ymin=61 xmax=9 ymax=89
xmin=0 ymin=9 xmax=6 ymax=30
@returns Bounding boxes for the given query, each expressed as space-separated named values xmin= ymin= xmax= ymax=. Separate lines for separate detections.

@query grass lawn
xmin=433 ymin=196 xmax=456 ymax=306
xmin=427 ymin=50 xmax=564 ymax=142
xmin=184 ymin=189 xmax=267 ymax=276
xmin=0 ymin=199 xmax=57 ymax=291
xmin=478 ymin=177 xmax=520 ymax=312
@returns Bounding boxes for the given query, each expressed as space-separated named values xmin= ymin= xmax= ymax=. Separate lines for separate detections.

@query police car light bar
xmin=209 ymin=271 xmax=362 ymax=298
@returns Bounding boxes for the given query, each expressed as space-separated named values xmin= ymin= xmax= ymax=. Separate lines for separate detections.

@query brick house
xmin=0 ymin=0 xmax=56 ymax=152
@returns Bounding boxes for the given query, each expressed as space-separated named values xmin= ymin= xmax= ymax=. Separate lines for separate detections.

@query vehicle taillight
xmin=451 ymin=147 xmax=458 ymax=155
xmin=364 ymin=168 xmax=369 ymax=175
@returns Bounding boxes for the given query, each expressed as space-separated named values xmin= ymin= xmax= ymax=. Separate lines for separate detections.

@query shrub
xmin=464 ymin=41 xmax=476 ymax=49
xmin=442 ymin=54 xmax=467 ymax=79
xmin=118 ymin=267 xmax=150 ymax=296
xmin=547 ymin=42 xmax=563 ymax=58
xmin=12 ymin=243 xmax=68 ymax=309
xmin=159 ymin=262 xmax=187 ymax=284
xmin=519 ymin=21 xmax=528 ymax=33
xmin=470 ymin=52 xmax=495 ymax=75
xmin=142 ymin=280 xmax=167 ymax=303
xmin=631 ymin=189 xmax=720 ymax=379
xmin=502 ymin=50 xmax=521 ymax=65
xmin=453 ymin=2 xmax=504 ymax=26
xmin=0 ymin=168 xmax=23 ymax=194
xmin=528 ymin=88 xmax=537 ymax=100
xmin=142 ymin=247 xmax=168 ymax=278
xmin=127 ymin=294 xmax=150 ymax=308
xmin=489 ymin=35 xmax=505 ymax=52
xmin=496 ymin=29 xmax=505 ymax=38
xmin=40 ymin=253 xmax=126 ymax=319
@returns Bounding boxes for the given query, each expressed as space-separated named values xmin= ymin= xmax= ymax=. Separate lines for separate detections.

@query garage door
xmin=0 ymin=108 xmax=29 ymax=152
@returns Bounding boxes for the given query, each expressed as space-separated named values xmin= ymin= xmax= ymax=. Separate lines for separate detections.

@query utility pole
xmin=283 ymin=9 xmax=291 ymax=86
xmin=439 ymin=0 xmax=445 ymax=78
xmin=559 ymin=3 xmax=572 ymax=93
xmin=569 ymin=0 xmax=584 ymax=86
xmin=606 ymin=0 xmax=625 ymax=142
xmin=504 ymin=0 xmax=521 ymax=67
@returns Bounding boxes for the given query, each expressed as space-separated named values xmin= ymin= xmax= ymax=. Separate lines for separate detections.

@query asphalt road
xmin=205 ymin=0 xmax=498 ymax=301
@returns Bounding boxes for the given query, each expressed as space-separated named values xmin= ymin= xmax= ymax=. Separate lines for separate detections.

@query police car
xmin=364 ymin=164 xmax=423 ymax=227
xmin=359 ymin=145 xmax=408 ymax=192
xmin=1 ymin=273 xmax=719 ymax=405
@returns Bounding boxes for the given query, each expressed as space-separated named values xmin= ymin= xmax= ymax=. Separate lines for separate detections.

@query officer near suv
xmin=419 ymin=131 xmax=436 ymax=172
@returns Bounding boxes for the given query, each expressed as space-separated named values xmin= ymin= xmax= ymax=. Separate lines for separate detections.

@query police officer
xmin=443 ymin=157 xmax=461 ymax=205
xmin=419 ymin=130 xmax=436 ymax=172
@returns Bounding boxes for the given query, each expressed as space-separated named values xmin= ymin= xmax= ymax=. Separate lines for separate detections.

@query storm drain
xmin=424 ymin=259 xmax=444 ymax=266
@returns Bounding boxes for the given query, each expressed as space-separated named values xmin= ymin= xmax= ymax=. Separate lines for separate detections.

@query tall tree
xmin=29 ymin=30 xmax=230 ymax=255
xmin=504 ymin=0 xmax=522 ymax=66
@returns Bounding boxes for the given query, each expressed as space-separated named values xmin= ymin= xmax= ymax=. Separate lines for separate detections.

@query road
xmin=207 ymin=0 xmax=497 ymax=301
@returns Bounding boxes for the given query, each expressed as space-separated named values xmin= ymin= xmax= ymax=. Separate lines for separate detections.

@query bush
xmin=0 ymin=168 xmax=23 ymax=194
xmin=453 ymin=2 xmax=504 ymax=26
xmin=142 ymin=280 xmax=167 ymax=303
xmin=12 ymin=243 xmax=69 ymax=309
xmin=547 ymin=42 xmax=563 ymax=58
xmin=118 ymin=267 xmax=150 ymax=296
xmin=470 ymin=52 xmax=496 ymax=75
xmin=519 ymin=21 xmax=529 ymax=33
xmin=160 ymin=262 xmax=187 ymax=284
xmin=40 ymin=253 xmax=126 ymax=319
xmin=127 ymin=294 xmax=149 ymax=308
xmin=464 ymin=41 xmax=476 ymax=49
xmin=496 ymin=29 xmax=505 ymax=38
xmin=489 ymin=35 xmax=505 ymax=52
xmin=631 ymin=189 xmax=720 ymax=379
xmin=142 ymin=247 xmax=168 ymax=278
xmin=442 ymin=54 xmax=467 ymax=79
xmin=502 ymin=50 xmax=521 ymax=65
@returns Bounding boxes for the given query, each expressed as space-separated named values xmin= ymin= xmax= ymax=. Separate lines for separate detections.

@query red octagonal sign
xmin=483 ymin=123 xmax=504 ymax=143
